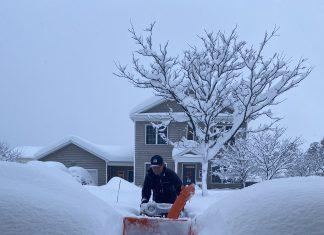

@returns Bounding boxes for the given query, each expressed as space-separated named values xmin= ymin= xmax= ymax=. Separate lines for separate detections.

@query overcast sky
xmin=0 ymin=0 xmax=323 ymax=149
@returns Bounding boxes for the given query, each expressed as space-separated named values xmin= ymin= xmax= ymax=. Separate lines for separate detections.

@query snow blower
xmin=122 ymin=184 xmax=196 ymax=235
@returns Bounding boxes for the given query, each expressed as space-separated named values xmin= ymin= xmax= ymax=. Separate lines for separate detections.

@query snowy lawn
xmin=1 ymin=161 xmax=324 ymax=235
xmin=195 ymin=177 xmax=324 ymax=235
xmin=0 ymin=161 xmax=123 ymax=235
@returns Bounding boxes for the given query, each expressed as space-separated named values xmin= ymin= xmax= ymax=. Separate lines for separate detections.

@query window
xmin=211 ymin=124 xmax=233 ymax=141
xmin=211 ymin=166 xmax=222 ymax=183
xmin=127 ymin=170 xmax=134 ymax=182
xmin=145 ymin=125 xmax=168 ymax=145
xmin=187 ymin=125 xmax=194 ymax=140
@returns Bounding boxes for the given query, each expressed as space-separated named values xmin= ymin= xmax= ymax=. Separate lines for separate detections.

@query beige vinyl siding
xmin=39 ymin=143 xmax=107 ymax=186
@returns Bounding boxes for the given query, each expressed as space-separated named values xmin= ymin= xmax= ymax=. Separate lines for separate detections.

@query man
xmin=141 ymin=155 xmax=182 ymax=204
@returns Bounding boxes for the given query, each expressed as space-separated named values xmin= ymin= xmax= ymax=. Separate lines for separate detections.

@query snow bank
xmin=86 ymin=177 xmax=141 ymax=216
xmin=0 ymin=162 xmax=122 ymax=235
xmin=27 ymin=160 xmax=68 ymax=172
xmin=195 ymin=177 xmax=324 ymax=235
xmin=68 ymin=166 xmax=95 ymax=185
xmin=185 ymin=188 xmax=234 ymax=218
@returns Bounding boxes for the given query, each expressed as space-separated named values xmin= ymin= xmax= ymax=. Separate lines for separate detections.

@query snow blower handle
xmin=167 ymin=184 xmax=195 ymax=219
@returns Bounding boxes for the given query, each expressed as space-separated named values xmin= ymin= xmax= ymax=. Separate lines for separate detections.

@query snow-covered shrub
xmin=68 ymin=166 xmax=95 ymax=185
xmin=0 ymin=141 xmax=21 ymax=162
xmin=214 ymin=128 xmax=302 ymax=184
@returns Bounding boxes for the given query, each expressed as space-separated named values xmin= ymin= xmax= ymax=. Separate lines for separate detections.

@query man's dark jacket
xmin=142 ymin=166 xmax=182 ymax=204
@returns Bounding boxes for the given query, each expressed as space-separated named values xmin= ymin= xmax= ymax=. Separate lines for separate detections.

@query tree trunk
xmin=201 ymin=158 xmax=208 ymax=196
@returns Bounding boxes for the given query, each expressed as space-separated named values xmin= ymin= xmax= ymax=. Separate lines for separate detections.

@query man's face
xmin=151 ymin=165 xmax=163 ymax=175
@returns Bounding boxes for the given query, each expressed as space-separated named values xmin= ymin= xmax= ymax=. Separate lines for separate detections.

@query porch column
xmin=174 ymin=160 xmax=178 ymax=174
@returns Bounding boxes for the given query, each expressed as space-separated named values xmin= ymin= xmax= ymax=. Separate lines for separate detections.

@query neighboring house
xmin=17 ymin=136 xmax=134 ymax=186
xmin=130 ymin=97 xmax=242 ymax=189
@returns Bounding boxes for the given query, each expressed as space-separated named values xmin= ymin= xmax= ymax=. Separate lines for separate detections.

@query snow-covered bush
xmin=0 ymin=141 xmax=21 ymax=162
xmin=214 ymin=128 xmax=302 ymax=184
xmin=288 ymin=138 xmax=324 ymax=177
xmin=194 ymin=177 xmax=324 ymax=235
xmin=68 ymin=166 xmax=95 ymax=185
xmin=0 ymin=161 xmax=122 ymax=235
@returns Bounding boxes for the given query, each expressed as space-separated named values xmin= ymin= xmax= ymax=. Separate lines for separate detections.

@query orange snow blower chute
xmin=122 ymin=184 xmax=195 ymax=235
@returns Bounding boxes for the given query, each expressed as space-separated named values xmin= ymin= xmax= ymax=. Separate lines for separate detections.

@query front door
xmin=183 ymin=164 xmax=196 ymax=185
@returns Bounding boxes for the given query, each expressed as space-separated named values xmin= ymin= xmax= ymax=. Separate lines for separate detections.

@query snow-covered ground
xmin=1 ymin=161 xmax=324 ymax=235
xmin=194 ymin=177 xmax=324 ymax=235
xmin=85 ymin=177 xmax=142 ymax=216
xmin=0 ymin=161 xmax=123 ymax=235
xmin=85 ymin=178 xmax=233 ymax=218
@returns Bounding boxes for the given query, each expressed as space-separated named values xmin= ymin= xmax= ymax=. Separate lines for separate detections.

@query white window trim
xmin=144 ymin=124 xmax=168 ymax=145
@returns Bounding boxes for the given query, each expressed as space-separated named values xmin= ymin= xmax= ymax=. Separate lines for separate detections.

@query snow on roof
xmin=172 ymin=140 xmax=200 ymax=157
xmin=19 ymin=135 xmax=133 ymax=163
xmin=129 ymin=96 xmax=165 ymax=119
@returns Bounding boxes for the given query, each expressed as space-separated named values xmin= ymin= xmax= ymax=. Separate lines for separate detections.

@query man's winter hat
xmin=150 ymin=155 xmax=163 ymax=166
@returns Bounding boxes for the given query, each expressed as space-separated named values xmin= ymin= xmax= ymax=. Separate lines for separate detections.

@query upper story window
xmin=145 ymin=125 xmax=168 ymax=145
xmin=187 ymin=125 xmax=195 ymax=140
xmin=211 ymin=124 xmax=233 ymax=141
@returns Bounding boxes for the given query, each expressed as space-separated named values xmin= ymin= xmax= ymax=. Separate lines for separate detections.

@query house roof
xmin=129 ymin=96 xmax=166 ymax=121
xmin=17 ymin=135 xmax=134 ymax=163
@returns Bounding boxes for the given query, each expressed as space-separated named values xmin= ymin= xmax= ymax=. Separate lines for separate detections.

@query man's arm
xmin=141 ymin=174 xmax=152 ymax=203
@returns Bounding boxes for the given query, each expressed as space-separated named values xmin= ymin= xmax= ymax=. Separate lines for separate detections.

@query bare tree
xmin=251 ymin=128 xmax=302 ymax=180
xmin=287 ymin=151 xmax=313 ymax=177
xmin=303 ymin=138 xmax=324 ymax=176
xmin=0 ymin=141 xmax=21 ymax=162
xmin=213 ymin=138 xmax=256 ymax=187
xmin=115 ymin=23 xmax=311 ymax=195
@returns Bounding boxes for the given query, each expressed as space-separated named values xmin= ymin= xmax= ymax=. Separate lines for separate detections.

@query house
xmin=17 ymin=135 xmax=134 ymax=185
xmin=130 ymin=96 xmax=242 ymax=189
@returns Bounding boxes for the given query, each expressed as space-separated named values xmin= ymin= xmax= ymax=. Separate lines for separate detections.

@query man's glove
xmin=141 ymin=198 xmax=148 ymax=205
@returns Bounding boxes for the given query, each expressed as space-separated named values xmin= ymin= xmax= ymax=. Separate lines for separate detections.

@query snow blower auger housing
xmin=122 ymin=184 xmax=196 ymax=235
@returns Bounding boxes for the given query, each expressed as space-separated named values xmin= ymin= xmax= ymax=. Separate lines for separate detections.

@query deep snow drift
xmin=0 ymin=161 xmax=122 ymax=235
xmin=86 ymin=177 xmax=142 ymax=216
xmin=195 ymin=176 xmax=324 ymax=235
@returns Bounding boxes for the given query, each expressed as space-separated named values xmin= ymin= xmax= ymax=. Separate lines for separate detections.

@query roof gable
xmin=19 ymin=136 xmax=133 ymax=163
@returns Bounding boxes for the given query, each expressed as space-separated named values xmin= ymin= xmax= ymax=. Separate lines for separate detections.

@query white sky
xmin=0 ymin=0 xmax=323 ymax=149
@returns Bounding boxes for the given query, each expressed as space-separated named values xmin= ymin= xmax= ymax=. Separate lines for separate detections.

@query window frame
xmin=186 ymin=124 xmax=195 ymax=141
xmin=145 ymin=124 xmax=168 ymax=145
